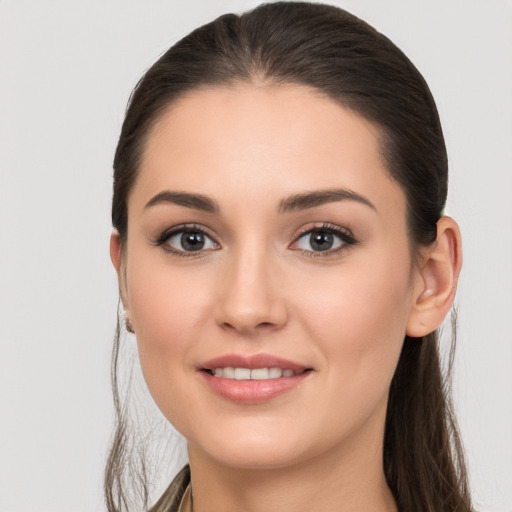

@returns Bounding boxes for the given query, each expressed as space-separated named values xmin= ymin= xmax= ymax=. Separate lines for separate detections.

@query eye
xmin=155 ymin=225 xmax=219 ymax=256
xmin=290 ymin=224 xmax=357 ymax=255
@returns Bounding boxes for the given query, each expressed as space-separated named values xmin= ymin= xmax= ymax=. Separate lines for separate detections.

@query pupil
xmin=181 ymin=232 xmax=205 ymax=251
xmin=310 ymin=232 xmax=333 ymax=251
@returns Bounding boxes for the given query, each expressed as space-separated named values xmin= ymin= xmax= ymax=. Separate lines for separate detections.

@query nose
xmin=214 ymin=245 xmax=288 ymax=335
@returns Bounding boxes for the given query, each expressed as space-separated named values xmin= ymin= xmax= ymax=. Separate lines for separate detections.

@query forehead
xmin=133 ymin=83 xmax=405 ymax=220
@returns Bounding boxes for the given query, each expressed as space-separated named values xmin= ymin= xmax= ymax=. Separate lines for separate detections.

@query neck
xmin=187 ymin=411 xmax=397 ymax=512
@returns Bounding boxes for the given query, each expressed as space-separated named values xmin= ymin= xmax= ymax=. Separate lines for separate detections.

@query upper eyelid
xmin=293 ymin=223 xmax=355 ymax=240
xmin=154 ymin=223 xmax=218 ymax=245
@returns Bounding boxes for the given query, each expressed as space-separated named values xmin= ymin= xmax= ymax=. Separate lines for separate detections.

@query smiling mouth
xmin=200 ymin=357 xmax=314 ymax=403
xmin=203 ymin=367 xmax=311 ymax=380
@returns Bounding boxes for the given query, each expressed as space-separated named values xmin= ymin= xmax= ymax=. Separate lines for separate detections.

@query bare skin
xmin=111 ymin=83 xmax=462 ymax=512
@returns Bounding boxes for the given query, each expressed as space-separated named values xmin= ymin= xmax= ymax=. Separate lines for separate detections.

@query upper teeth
xmin=213 ymin=367 xmax=299 ymax=380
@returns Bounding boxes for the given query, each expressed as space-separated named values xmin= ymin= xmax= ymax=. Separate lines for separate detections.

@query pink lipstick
xmin=198 ymin=353 xmax=313 ymax=404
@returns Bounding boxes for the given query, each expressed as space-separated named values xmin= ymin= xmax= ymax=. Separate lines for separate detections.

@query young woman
xmin=107 ymin=2 xmax=471 ymax=511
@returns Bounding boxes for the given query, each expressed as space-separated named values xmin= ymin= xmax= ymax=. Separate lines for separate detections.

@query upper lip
xmin=200 ymin=353 xmax=309 ymax=372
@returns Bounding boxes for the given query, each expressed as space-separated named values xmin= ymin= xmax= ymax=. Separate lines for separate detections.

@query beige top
xmin=177 ymin=483 xmax=192 ymax=512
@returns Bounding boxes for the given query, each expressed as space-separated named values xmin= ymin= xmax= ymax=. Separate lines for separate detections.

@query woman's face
xmin=118 ymin=84 xmax=423 ymax=470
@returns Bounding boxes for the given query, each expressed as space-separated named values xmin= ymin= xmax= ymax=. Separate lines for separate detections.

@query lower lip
xmin=200 ymin=371 xmax=311 ymax=404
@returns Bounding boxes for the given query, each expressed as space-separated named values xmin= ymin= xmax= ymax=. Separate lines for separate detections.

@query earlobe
xmin=406 ymin=216 xmax=462 ymax=337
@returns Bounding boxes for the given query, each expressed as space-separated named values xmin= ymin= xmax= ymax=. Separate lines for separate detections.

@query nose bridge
xmin=215 ymin=236 xmax=287 ymax=333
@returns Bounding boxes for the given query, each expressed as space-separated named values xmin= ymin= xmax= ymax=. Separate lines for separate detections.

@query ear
xmin=406 ymin=216 xmax=463 ymax=337
xmin=110 ymin=230 xmax=129 ymax=310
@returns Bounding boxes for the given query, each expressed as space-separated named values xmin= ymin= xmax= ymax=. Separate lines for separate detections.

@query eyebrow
xmin=278 ymin=188 xmax=377 ymax=213
xmin=144 ymin=187 xmax=377 ymax=214
xmin=144 ymin=191 xmax=220 ymax=213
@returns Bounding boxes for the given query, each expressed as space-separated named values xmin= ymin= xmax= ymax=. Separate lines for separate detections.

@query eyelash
xmin=292 ymin=223 xmax=358 ymax=258
xmin=153 ymin=223 xmax=218 ymax=258
xmin=153 ymin=222 xmax=358 ymax=258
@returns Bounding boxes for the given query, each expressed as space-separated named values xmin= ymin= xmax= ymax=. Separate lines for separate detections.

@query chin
xmin=209 ymin=446 xmax=307 ymax=471
xmin=188 ymin=422 xmax=325 ymax=472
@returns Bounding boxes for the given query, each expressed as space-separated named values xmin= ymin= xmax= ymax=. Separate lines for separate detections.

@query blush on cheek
xmin=299 ymin=263 xmax=410 ymax=377
xmin=129 ymin=257 xmax=208 ymax=338
xmin=127 ymin=259 xmax=218 ymax=405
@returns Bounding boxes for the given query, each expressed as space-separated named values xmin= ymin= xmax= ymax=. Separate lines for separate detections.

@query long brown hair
xmin=106 ymin=3 xmax=472 ymax=511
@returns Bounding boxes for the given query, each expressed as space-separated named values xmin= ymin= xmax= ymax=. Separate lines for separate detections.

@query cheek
xmin=125 ymin=253 xmax=213 ymax=406
xmin=297 ymin=252 xmax=412 ymax=389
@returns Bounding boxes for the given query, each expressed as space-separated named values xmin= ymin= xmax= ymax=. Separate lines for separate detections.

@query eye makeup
xmin=151 ymin=220 xmax=358 ymax=259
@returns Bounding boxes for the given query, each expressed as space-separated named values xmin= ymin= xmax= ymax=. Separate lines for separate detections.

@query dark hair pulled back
xmin=107 ymin=3 xmax=471 ymax=511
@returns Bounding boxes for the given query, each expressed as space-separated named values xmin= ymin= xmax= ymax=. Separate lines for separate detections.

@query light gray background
xmin=0 ymin=1 xmax=511 ymax=511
